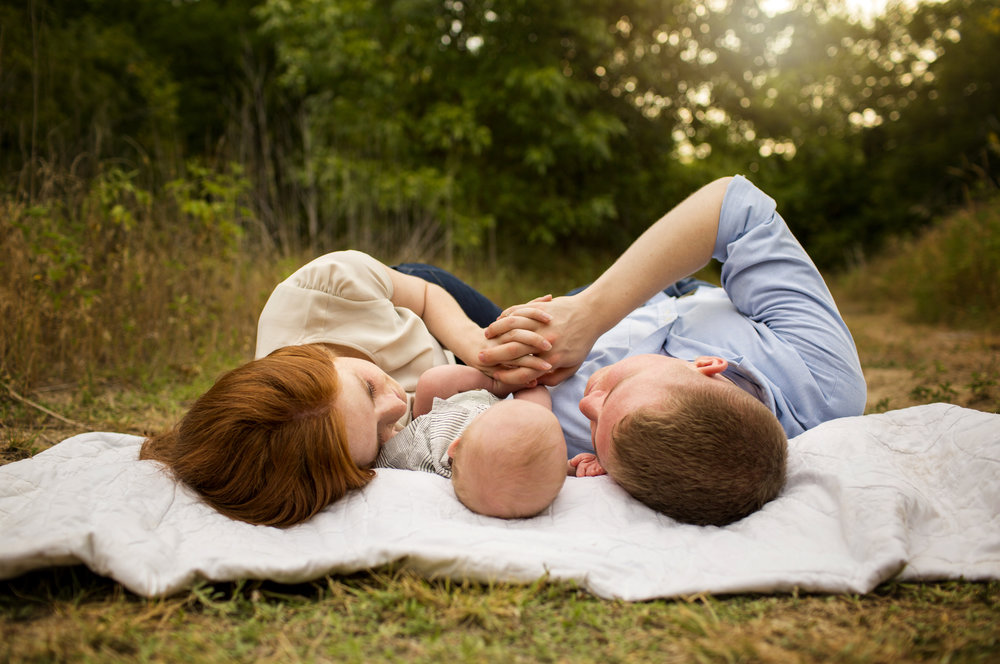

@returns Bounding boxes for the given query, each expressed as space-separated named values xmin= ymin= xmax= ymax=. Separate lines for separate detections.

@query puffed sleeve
xmin=255 ymin=250 xmax=453 ymax=392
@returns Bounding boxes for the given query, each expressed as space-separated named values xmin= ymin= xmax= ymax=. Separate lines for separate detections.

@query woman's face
xmin=332 ymin=357 xmax=409 ymax=467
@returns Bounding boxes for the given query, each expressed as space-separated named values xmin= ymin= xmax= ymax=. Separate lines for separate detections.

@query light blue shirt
xmin=551 ymin=175 xmax=867 ymax=458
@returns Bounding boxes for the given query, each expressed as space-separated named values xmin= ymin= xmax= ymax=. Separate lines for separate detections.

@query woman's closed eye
xmin=365 ymin=378 xmax=385 ymax=447
xmin=365 ymin=380 xmax=386 ymax=444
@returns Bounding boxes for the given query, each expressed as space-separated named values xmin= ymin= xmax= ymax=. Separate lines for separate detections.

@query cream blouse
xmin=255 ymin=250 xmax=455 ymax=395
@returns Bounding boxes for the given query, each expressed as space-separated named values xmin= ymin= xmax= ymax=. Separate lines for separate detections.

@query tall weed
xmin=0 ymin=159 xmax=609 ymax=397
xmin=0 ymin=164 xmax=276 ymax=391
xmin=841 ymin=195 xmax=1000 ymax=330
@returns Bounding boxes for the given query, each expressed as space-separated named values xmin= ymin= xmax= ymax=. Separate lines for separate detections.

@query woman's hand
xmin=469 ymin=338 xmax=552 ymax=387
xmin=479 ymin=294 xmax=555 ymax=370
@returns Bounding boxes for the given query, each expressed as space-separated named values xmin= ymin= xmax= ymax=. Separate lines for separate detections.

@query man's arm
xmin=482 ymin=177 xmax=732 ymax=385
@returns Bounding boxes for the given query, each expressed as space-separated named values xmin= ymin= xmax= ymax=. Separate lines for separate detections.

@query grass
xmin=2 ymin=283 xmax=999 ymax=664
xmin=3 ymin=567 xmax=999 ymax=663
xmin=2 ymin=173 xmax=999 ymax=662
xmin=834 ymin=295 xmax=1000 ymax=416
xmin=838 ymin=192 xmax=1000 ymax=333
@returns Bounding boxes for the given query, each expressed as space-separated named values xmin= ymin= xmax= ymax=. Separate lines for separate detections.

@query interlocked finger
xmin=492 ymin=328 xmax=551 ymax=353
xmin=480 ymin=340 xmax=547 ymax=366
xmin=486 ymin=314 xmax=546 ymax=339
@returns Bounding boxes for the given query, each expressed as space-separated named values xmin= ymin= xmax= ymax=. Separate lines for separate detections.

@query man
xmin=481 ymin=176 xmax=867 ymax=525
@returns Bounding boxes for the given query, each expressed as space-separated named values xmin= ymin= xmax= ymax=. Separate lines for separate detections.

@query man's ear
xmin=447 ymin=437 xmax=462 ymax=459
xmin=693 ymin=355 xmax=728 ymax=376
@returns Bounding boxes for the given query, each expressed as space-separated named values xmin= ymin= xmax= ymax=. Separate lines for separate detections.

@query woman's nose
xmin=378 ymin=387 xmax=408 ymax=420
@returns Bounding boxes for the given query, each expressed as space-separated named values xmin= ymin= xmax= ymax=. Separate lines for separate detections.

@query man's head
xmin=448 ymin=400 xmax=567 ymax=518
xmin=578 ymin=354 xmax=787 ymax=525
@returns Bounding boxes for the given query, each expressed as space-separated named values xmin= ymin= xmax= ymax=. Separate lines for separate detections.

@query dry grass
xmin=2 ymin=175 xmax=999 ymax=662
xmin=2 ymin=274 xmax=999 ymax=663
xmin=0 ymin=167 xmax=270 ymax=391
xmin=2 ymin=567 xmax=998 ymax=663
xmin=839 ymin=302 xmax=1000 ymax=416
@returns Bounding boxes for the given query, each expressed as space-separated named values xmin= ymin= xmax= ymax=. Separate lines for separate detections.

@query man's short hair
xmin=608 ymin=382 xmax=787 ymax=526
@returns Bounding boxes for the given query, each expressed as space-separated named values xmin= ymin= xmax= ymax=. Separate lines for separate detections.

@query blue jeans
xmin=395 ymin=263 xmax=717 ymax=325
xmin=391 ymin=263 xmax=502 ymax=328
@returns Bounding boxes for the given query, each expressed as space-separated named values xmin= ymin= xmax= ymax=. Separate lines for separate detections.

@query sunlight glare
xmin=758 ymin=0 xmax=923 ymax=24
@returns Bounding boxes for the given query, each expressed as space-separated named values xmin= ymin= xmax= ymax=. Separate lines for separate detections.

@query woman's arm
xmin=388 ymin=269 xmax=553 ymax=379
xmin=482 ymin=177 xmax=730 ymax=385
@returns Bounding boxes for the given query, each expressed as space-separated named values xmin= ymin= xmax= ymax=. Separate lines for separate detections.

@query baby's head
xmin=448 ymin=400 xmax=567 ymax=518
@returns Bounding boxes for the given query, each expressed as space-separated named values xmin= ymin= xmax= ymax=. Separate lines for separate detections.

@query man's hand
xmin=482 ymin=293 xmax=603 ymax=387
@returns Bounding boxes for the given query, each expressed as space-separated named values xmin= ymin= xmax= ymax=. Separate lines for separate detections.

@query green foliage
xmin=911 ymin=382 xmax=959 ymax=403
xmin=0 ymin=1 xmax=182 ymax=183
xmin=0 ymin=431 xmax=40 ymax=464
xmin=165 ymin=162 xmax=252 ymax=257
xmin=969 ymin=372 xmax=997 ymax=402
xmin=0 ymin=162 xmax=265 ymax=389
xmin=249 ymin=0 xmax=1000 ymax=265
xmin=901 ymin=197 xmax=1000 ymax=329
xmin=0 ymin=0 xmax=268 ymax=189
xmin=3 ymin=0 xmax=1000 ymax=266
xmin=256 ymin=0 xmax=687 ymax=255
xmin=663 ymin=0 xmax=1000 ymax=267
xmin=872 ymin=397 xmax=893 ymax=413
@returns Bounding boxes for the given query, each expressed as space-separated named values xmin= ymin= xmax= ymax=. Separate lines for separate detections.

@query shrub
xmin=843 ymin=195 xmax=1000 ymax=330
xmin=0 ymin=164 xmax=273 ymax=390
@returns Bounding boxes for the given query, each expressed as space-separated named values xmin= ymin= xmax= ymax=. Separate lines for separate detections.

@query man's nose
xmin=578 ymin=390 xmax=605 ymax=421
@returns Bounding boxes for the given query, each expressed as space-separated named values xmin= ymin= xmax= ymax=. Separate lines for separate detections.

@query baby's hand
xmin=568 ymin=453 xmax=606 ymax=477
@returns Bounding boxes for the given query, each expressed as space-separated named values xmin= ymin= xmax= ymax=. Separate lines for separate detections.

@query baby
xmin=374 ymin=364 xmax=567 ymax=518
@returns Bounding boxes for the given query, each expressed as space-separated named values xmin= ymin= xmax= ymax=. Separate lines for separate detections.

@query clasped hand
xmin=477 ymin=293 xmax=599 ymax=387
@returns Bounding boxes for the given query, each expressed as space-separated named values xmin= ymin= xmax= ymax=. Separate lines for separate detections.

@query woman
xmin=142 ymin=251 xmax=549 ymax=527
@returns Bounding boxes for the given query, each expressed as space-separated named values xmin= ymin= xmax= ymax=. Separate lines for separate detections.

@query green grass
xmin=2 ymin=175 xmax=999 ymax=662
xmin=3 ymin=567 xmax=998 ymax=663
xmin=4 ymin=335 xmax=998 ymax=663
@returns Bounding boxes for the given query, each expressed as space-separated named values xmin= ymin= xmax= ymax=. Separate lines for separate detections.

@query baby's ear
xmin=447 ymin=437 xmax=462 ymax=459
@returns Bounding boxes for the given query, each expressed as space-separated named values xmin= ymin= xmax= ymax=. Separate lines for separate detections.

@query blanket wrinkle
xmin=0 ymin=404 xmax=998 ymax=600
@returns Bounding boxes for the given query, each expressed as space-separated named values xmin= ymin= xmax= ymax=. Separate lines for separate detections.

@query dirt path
xmin=842 ymin=305 xmax=1000 ymax=414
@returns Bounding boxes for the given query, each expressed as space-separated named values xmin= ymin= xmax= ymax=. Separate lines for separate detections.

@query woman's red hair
xmin=140 ymin=344 xmax=373 ymax=527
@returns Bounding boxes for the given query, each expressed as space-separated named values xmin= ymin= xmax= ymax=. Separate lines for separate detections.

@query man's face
xmin=577 ymin=354 xmax=730 ymax=464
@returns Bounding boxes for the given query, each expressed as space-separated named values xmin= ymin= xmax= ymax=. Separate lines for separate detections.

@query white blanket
xmin=1 ymin=403 xmax=998 ymax=600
